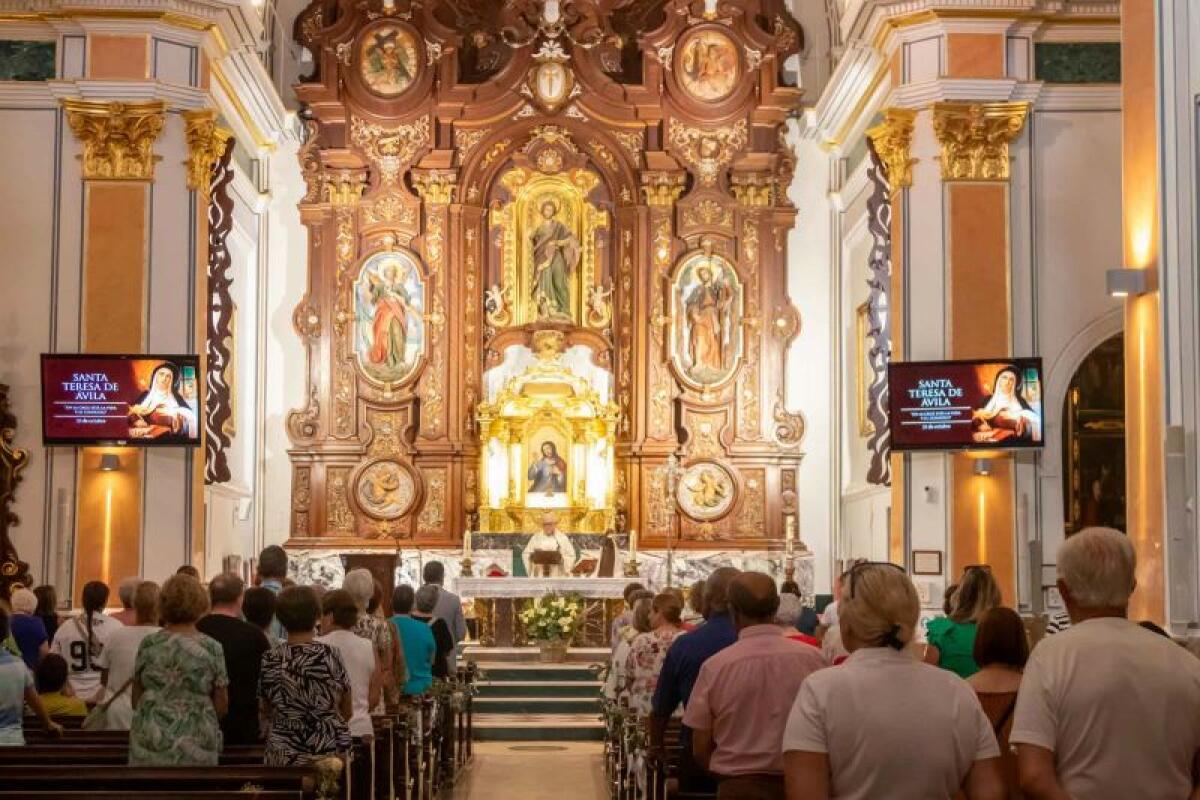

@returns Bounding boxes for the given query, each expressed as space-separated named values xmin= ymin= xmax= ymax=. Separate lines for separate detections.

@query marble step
xmin=474 ymin=713 xmax=605 ymax=742
xmin=475 ymin=696 xmax=603 ymax=714
xmin=476 ymin=680 xmax=603 ymax=698
xmin=476 ymin=664 xmax=603 ymax=682
xmin=464 ymin=646 xmax=610 ymax=664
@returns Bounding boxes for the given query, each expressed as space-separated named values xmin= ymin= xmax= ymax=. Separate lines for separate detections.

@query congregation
xmin=602 ymin=527 xmax=1200 ymax=800
xmin=0 ymin=544 xmax=467 ymax=773
xmin=4 ymin=527 xmax=1200 ymax=798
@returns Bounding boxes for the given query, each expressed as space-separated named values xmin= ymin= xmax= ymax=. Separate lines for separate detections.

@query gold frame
xmin=856 ymin=301 xmax=875 ymax=436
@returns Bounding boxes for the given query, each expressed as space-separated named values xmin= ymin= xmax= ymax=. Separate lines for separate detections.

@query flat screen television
xmin=41 ymin=354 xmax=202 ymax=447
xmin=887 ymin=358 xmax=1044 ymax=452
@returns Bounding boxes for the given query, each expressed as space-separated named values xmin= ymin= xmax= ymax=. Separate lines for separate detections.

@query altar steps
xmin=469 ymin=659 xmax=606 ymax=742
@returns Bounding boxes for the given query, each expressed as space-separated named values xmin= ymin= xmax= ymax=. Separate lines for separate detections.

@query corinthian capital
xmin=62 ymin=99 xmax=166 ymax=181
xmin=182 ymin=109 xmax=233 ymax=198
xmin=865 ymin=107 xmax=917 ymax=196
xmin=932 ymin=102 xmax=1030 ymax=182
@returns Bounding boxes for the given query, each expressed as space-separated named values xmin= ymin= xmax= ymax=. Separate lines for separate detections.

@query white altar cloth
xmin=451 ymin=577 xmax=627 ymax=599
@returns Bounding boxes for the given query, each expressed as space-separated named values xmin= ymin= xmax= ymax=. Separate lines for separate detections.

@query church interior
xmin=2 ymin=0 xmax=1200 ymax=797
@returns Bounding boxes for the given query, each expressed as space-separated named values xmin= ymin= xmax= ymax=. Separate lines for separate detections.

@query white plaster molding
xmin=1035 ymin=84 xmax=1120 ymax=112
xmin=831 ymin=155 xmax=872 ymax=213
xmin=806 ymin=42 xmax=886 ymax=146
xmin=1036 ymin=24 xmax=1120 ymax=42
xmin=46 ymin=78 xmax=207 ymax=107
xmin=889 ymin=77 xmax=1045 ymax=107
xmin=0 ymin=83 xmax=58 ymax=106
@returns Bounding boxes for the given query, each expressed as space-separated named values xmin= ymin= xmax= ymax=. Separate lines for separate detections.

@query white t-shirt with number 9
xmin=50 ymin=612 xmax=123 ymax=702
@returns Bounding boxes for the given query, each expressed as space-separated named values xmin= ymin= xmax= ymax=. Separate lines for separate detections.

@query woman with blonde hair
xmin=925 ymin=565 xmax=1002 ymax=679
xmin=782 ymin=563 xmax=1004 ymax=800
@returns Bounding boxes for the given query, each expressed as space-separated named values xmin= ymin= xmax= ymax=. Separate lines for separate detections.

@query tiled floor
xmin=450 ymin=741 xmax=608 ymax=799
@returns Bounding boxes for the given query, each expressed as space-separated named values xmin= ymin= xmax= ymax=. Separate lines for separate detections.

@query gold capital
xmin=641 ymin=171 xmax=687 ymax=207
xmin=322 ymin=170 xmax=368 ymax=207
xmin=730 ymin=173 xmax=774 ymax=207
xmin=62 ymin=99 xmax=166 ymax=181
xmin=182 ymin=109 xmax=233 ymax=197
xmin=413 ymin=170 xmax=458 ymax=205
xmin=932 ymin=102 xmax=1029 ymax=182
xmin=865 ymin=107 xmax=917 ymax=196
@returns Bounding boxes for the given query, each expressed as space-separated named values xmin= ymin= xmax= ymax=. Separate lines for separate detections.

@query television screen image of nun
xmin=971 ymin=365 xmax=1042 ymax=444
xmin=126 ymin=361 xmax=199 ymax=441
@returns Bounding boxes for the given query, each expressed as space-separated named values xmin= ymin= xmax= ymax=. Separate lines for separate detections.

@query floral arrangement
xmin=519 ymin=593 xmax=584 ymax=643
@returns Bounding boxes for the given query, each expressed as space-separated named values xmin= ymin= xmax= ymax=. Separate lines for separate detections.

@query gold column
xmin=63 ymin=99 xmax=165 ymax=598
xmin=933 ymin=101 xmax=1029 ymax=604
xmin=1121 ymin=0 xmax=1165 ymax=622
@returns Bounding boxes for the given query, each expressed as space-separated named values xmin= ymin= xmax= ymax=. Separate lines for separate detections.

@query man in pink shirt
xmin=683 ymin=571 xmax=827 ymax=800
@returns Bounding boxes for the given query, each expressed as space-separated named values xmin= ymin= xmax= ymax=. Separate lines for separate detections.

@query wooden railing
xmin=11 ymin=664 xmax=477 ymax=800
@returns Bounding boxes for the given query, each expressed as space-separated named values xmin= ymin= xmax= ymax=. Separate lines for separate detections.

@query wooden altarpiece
xmin=286 ymin=0 xmax=807 ymax=550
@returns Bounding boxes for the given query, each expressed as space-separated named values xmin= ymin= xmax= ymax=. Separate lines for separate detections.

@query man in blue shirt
xmin=649 ymin=566 xmax=739 ymax=793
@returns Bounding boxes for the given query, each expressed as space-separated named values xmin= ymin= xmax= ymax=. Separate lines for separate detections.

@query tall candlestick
xmin=629 ymin=529 xmax=638 ymax=560
xmin=463 ymin=529 xmax=472 ymax=558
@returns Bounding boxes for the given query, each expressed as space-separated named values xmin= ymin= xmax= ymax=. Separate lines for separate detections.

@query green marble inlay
xmin=0 ymin=40 xmax=56 ymax=81
xmin=1034 ymin=42 xmax=1120 ymax=84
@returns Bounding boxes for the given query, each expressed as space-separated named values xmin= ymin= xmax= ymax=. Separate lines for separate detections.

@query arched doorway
xmin=1061 ymin=333 xmax=1125 ymax=534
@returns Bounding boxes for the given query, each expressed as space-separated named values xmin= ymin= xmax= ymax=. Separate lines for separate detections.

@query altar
xmin=453 ymin=577 xmax=627 ymax=647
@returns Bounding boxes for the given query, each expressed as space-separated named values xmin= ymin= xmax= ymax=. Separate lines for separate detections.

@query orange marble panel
xmin=88 ymin=35 xmax=149 ymax=80
xmin=1122 ymin=0 xmax=1164 ymax=623
xmin=950 ymin=456 xmax=1016 ymax=606
xmin=946 ymin=33 xmax=1004 ymax=80
xmin=948 ymin=182 xmax=1014 ymax=601
xmin=77 ymin=183 xmax=147 ymax=601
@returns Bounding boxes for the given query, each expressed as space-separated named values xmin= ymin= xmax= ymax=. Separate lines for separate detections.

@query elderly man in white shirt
xmin=1011 ymin=526 xmax=1200 ymax=800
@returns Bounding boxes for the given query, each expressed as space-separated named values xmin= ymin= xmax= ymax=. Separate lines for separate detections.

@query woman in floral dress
xmin=129 ymin=575 xmax=228 ymax=765
xmin=259 ymin=585 xmax=352 ymax=766
xmin=624 ymin=592 xmax=685 ymax=714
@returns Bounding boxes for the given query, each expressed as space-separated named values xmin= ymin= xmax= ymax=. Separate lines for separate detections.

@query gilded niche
xmin=489 ymin=164 xmax=609 ymax=327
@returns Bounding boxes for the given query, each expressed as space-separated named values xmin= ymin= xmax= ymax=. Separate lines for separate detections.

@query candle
xmin=463 ymin=529 xmax=472 ymax=559
xmin=785 ymin=516 xmax=795 ymax=542
xmin=629 ymin=529 xmax=638 ymax=560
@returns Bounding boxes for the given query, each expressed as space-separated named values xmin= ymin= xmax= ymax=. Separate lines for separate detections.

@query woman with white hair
xmin=782 ymin=563 xmax=1004 ymax=800
xmin=342 ymin=569 xmax=405 ymax=709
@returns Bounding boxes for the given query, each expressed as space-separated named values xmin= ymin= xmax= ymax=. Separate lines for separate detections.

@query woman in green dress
xmin=129 ymin=574 xmax=228 ymax=766
xmin=925 ymin=565 xmax=1002 ymax=679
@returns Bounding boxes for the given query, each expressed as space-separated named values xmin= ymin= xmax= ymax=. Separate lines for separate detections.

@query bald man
xmin=684 ymin=572 xmax=826 ymax=799
xmin=649 ymin=566 xmax=740 ymax=794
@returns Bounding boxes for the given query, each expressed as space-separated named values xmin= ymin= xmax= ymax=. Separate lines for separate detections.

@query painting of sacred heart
xmin=353 ymin=251 xmax=425 ymax=385
xmin=359 ymin=24 xmax=419 ymax=96
xmin=676 ymin=28 xmax=740 ymax=102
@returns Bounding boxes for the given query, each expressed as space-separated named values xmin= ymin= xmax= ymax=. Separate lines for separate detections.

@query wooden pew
xmin=0 ymin=766 xmax=321 ymax=796
xmin=0 ymin=744 xmax=265 ymax=766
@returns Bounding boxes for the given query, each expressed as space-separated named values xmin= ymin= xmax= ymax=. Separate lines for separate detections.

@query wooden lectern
xmin=341 ymin=553 xmax=398 ymax=616
xmin=530 ymin=550 xmax=562 ymax=578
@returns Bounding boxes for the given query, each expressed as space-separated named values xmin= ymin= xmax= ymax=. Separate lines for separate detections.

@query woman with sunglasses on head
xmin=782 ymin=563 xmax=1005 ymax=800
xmin=925 ymin=565 xmax=1002 ymax=679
